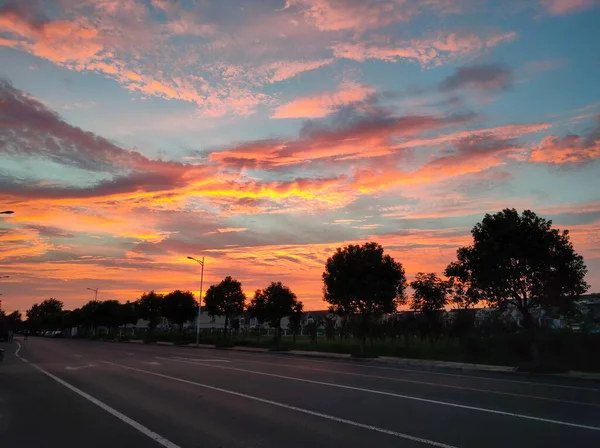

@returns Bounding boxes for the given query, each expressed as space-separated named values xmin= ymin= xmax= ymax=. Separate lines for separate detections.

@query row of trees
xmin=24 ymin=291 xmax=197 ymax=336
xmin=22 ymin=209 xmax=589 ymax=361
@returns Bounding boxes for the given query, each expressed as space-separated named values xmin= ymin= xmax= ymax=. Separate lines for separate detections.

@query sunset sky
xmin=1 ymin=0 xmax=599 ymax=313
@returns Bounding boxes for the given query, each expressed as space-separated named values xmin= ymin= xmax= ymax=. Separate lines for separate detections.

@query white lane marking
xmin=14 ymin=343 xmax=180 ymax=448
xmin=142 ymin=361 xmax=161 ymax=366
xmin=73 ymin=354 xmax=83 ymax=358
xmin=216 ymin=357 xmax=600 ymax=408
xmin=103 ymin=361 xmax=456 ymax=448
xmin=125 ymin=352 xmax=135 ymax=356
xmin=65 ymin=364 xmax=96 ymax=371
xmin=159 ymin=357 xmax=600 ymax=432
xmin=171 ymin=357 xmax=231 ymax=363
xmin=260 ymin=355 xmax=600 ymax=392
xmin=117 ymin=345 xmax=600 ymax=393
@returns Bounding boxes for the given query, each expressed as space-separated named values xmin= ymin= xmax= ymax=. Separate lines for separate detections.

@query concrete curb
xmin=117 ymin=339 xmax=600 ymax=380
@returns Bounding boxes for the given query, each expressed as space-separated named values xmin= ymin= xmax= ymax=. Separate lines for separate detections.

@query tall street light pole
xmin=187 ymin=256 xmax=204 ymax=346
xmin=87 ymin=287 xmax=99 ymax=301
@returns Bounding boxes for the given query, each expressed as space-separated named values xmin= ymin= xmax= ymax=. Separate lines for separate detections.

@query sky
xmin=1 ymin=0 xmax=600 ymax=313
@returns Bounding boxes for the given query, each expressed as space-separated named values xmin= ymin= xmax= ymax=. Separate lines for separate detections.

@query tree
xmin=247 ymin=291 xmax=266 ymax=343
xmin=203 ymin=277 xmax=246 ymax=338
xmin=287 ymin=301 xmax=304 ymax=344
xmin=323 ymin=242 xmax=407 ymax=349
xmin=118 ymin=301 xmax=138 ymax=334
xmin=410 ymin=272 xmax=450 ymax=342
xmin=97 ymin=300 xmax=121 ymax=332
xmin=30 ymin=298 xmax=64 ymax=330
xmin=445 ymin=262 xmax=480 ymax=309
xmin=163 ymin=290 xmax=197 ymax=334
xmin=448 ymin=209 xmax=589 ymax=327
xmin=7 ymin=310 xmax=23 ymax=331
xmin=25 ymin=303 xmax=41 ymax=332
xmin=250 ymin=282 xmax=301 ymax=346
xmin=135 ymin=291 xmax=164 ymax=338
xmin=80 ymin=300 xmax=102 ymax=335
xmin=447 ymin=209 xmax=589 ymax=363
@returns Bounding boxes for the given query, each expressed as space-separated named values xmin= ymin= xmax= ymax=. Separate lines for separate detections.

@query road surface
xmin=1 ymin=338 xmax=599 ymax=447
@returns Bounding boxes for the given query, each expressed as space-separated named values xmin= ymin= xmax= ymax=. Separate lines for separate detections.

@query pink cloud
xmin=286 ymin=0 xmax=415 ymax=32
xmin=261 ymin=59 xmax=335 ymax=83
xmin=541 ymin=0 xmax=598 ymax=15
xmin=272 ymin=82 xmax=375 ymax=119
xmin=332 ymin=30 xmax=516 ymax=67
xmin=530 ymin=133 xmax=600 ymax=165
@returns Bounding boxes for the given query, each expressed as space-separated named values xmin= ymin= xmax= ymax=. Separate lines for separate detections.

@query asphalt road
xmin=1 ymin=338 xmax=600 ymax=448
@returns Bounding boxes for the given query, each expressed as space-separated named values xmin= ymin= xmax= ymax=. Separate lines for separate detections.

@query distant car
xmin=44 ymin=330 xmax=53 ymax=337
xmin=52 ymin=330 xmax=63 ymax=338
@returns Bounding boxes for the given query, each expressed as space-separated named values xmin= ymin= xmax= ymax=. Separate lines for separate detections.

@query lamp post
xmin=86 ymin=287 xmax=99 ymax=301
xmin=187 ymin=256 xmax=204 ymax=346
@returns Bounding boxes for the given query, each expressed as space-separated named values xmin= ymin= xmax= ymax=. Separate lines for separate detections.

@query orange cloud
xmin=273 ymin=82 xmax=375 ymax=119
xmin=541 ymin=0 xmax=598 ymax=15
xmin=530 ymin=132 xmax=600 ymax=165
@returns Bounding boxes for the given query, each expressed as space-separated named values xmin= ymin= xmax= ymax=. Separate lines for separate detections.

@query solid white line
xmin=205 ymin=357 xmax=600 ymax=408
xmin=103 ymin=361 xmax=457 ymax=448
xmin=158 ymin=357 xmax=600 ymax=432
xmin=14 ymin=343 xmax=180 ymax=448
xmin=271 ymin=355 xmax=600 ymax=392
xmin=171 ymin=357 xmax=231 ymax=363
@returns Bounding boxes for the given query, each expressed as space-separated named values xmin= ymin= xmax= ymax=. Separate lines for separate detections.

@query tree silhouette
xmin=447 ymin=209 xmax=589 ymax=363
xmin=323 ymin=242 xmax=406 ymax=350
xmin=448 ymin=209 xmax=588 ymax=327
xmin=163 ymin=290 xmax=197 ymax=334
xmin=410 ymin=272 xmax=450 ymax=342
xmin=250 ymin=282 xmax=301 ymax=347
xmin=135 ymin=291 xmax=164 ymax=338
xmin=204 ymin=277 xmax=246 ymax=338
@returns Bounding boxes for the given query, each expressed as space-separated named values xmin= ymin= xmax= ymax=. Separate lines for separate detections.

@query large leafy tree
xmin=448 ymin=209 xmax=589 ymax=329
xmin=26 ymin=298 xmax=64 ymax=331
xmin=250 ymin=282 xmax=301 ymax=346
xmin=204 ymin=277 xmax=245 ymax=337
xmin=323 ymin=242 xmax=407 ymax=346
xmin=163 ymin=290 xmax=197 ymax=333
xmin=135 ymin=291 xmax=164 ymax=337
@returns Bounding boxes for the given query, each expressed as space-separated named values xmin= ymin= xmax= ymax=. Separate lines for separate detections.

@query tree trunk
xmin=522 ymin=309 xmax=540 ymax=365
xmin=224 ymin=315 xmax=229 ymax=340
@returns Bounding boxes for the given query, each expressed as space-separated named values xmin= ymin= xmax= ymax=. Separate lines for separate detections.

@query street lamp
xmin=187 ymin=256 xmax=205 ymax=346
xmin=0 ymin=211 xmax=14 ymax=214
xmin=87 ymin=287 xmax=99 ymax=300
